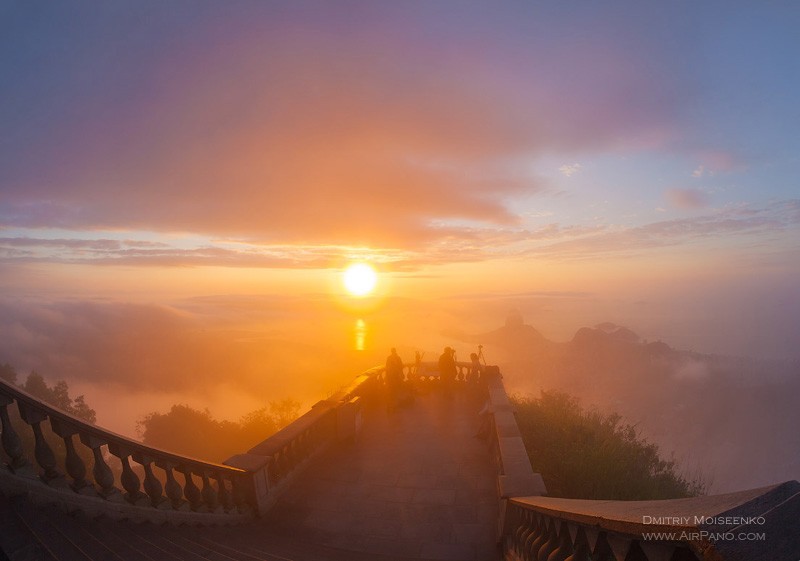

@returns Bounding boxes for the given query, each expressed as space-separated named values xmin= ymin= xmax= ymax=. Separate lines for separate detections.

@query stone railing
xmin=374 ymin=360 xmax=475 ymax=383
xmin=223 ymin=368 xmax=380 ymax=514
xmin=0 ymin=377 xmax=254 ymax=524
xmin=222 ymin=358 xmax=484 ymax=514
xmin=479 ymin=367 xmax=800 ymax=560
xmin=503 ymin=480 xmax=800 ymax=561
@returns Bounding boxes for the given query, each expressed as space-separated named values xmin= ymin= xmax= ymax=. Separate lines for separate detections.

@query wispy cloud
xmin=691 ymin=165 xmax=707 ymax=178
xmin=522 ymin=200 xmax=800 ymax=260
xmin=0 ymin=4 xmax=692 ymax=251
xmin=559 ymin=163 xmax=582 ymax=177
xmin=665 ymin=188 xmax=709 ymax=209
xmin=3 ymin=201 xmax=795 ymax=269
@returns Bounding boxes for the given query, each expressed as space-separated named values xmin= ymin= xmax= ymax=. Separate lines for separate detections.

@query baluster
xmin=201 ymin=471 xmax=219 ymax=511
xmin=180 ymin=467 xmax=204 ymax=511
xmin=547 ymin=521 xmax=575 ymax=561
xmin=0 ymin=395 xmax=27 ymax=471
xmin=526 ymin=515 xmax=548 ymax=560
xmin=134 ymin=453 xmax=166 ymax=508
xmin=49 ymin=418 xmax=92 ymax=494
xmin=108 ymin=444 xmax=148 ymax=506
xmin=564 ymin=527 xmax=591 ymax=561
xmin=300 ymin=431 xmax=311 ymax=459
xmin=268 ymin=453 xmax=280 ymax=485
xmin=79 ymin=435 xmax=123 ymax=501
xmin=277 ymin=448 xmax=290 ymax=480
xmin=285 ymin=442 xmax=296 ymax=473
xmin=216 ymin=472 xmax=233 ymax=511
xmin=16 ymin=402 xmax=62 ymax=484
xmin=231 ymin=474 xmax=251 ymax=513
xmin=538 ymin=519 xmax=561 ymax=561
xmin=605 ymin=534 xmax=633 ymax=561
xmin=156 ymin=460 xmax=188 ymax=510
xmin=515 ymin=510 xmax=534 ymax=559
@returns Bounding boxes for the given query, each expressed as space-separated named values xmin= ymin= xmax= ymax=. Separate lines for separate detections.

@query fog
xmin=0 ymin=293 xmax=797 ymax=493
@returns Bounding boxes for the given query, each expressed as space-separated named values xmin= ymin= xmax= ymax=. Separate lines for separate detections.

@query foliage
xmin=511 ymin=390 xmax=706 ymax=500
xmin=21 ymin=372 xmax=97 ymax=424
xmin=0 ymin=364 xmax=96 ymax=472
xmin=137 ymin=398 xmax=301 ymax=462
xmin=0 ymin=362 xmax=17 ymax=384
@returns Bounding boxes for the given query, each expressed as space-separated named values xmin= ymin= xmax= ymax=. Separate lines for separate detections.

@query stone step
xmin=5 ymin=497 xmax=92 ymax=561
xmin=0 ymin=492 xmax=57 ymax=561
xmin=1 ymin=495 xmax=435 ymax=561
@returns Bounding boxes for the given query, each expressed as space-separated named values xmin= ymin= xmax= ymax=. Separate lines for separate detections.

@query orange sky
xmin=1 ymin=3 xmax=799 ymax=436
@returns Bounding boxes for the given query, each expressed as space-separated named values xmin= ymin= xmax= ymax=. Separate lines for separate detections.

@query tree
xmin=21 ymin=371 xmax=97 ymax=423
xmin=138 ymin=399 xmax=300 ymax=463
xmin=512 ymin=390 xmax=706 ymax=500
xmin=0 ymin=362 xmax=17 ymax=383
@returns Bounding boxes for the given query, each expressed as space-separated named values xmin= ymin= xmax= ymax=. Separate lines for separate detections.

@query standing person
xmin=438 ymin=347 xmax=457 ymax=395
xmin=413 ymin=350 xmax=423 ymax=380
xmin=385 ymin=348 xmax=404 ymax=410
xmin=468 ymin=352 xmax=482 ymax=384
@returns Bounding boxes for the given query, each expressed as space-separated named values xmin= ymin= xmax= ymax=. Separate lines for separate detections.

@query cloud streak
xmin=0 ymin=3 xmax=694 ymax=251
xmin=1 ymin=200 xmax=796 ymax=269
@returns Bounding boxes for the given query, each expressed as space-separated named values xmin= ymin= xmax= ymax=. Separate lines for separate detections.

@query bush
xmin=137 ymin=399 xmax=301 ymax=462
xmin=512 ymin=390 xmax=705 ymax=500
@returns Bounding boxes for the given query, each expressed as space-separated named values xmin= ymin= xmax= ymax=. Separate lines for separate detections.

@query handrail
xmin=0 ymin=377 xmax=245 ymax=473
xmin=0 ymin=376 xmax=254 ymax=523
xmin=481 ymin=368 xmax=800 ymax=561
xmin=503 ymin=480 xmax=800 ymax=561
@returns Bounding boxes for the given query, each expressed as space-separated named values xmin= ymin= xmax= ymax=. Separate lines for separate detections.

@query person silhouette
xmin=468 ymin=352 xmax=482 ymax=384
xmin=385 ymin=348 xmax=404 ymax=410
xmin=438 ymin=346 xmax=457 ymax=395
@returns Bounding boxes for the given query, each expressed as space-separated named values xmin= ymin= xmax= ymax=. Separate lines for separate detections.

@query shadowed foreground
xmin=0 ymin=385 xmax=500 ymax=561
xmin=262 ymin=388 xmax=499 ymax=560
xmin=2 ymin=366 xmax=798 ymax=561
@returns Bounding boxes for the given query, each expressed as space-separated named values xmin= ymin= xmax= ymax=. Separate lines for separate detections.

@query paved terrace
xmin=6 ymin=366 xmax=796 ymax=560
xmin=262 ymin=386 xmax=500 ymax=560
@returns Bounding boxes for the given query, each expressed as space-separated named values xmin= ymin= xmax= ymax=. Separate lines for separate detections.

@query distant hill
xmin=452 ymin=314 xmax=800 ymax=494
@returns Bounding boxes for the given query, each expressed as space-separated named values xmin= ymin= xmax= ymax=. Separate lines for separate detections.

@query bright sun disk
xmin=343 ymin=263 xmax=378 ymax=297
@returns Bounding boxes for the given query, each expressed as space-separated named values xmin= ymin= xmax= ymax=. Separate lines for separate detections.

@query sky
xmin=1 ymin=2 xmax=799 ymax=435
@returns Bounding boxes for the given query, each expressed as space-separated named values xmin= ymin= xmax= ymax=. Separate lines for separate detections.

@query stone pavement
xmin=263 ymin=385 xmax=501 ymax=561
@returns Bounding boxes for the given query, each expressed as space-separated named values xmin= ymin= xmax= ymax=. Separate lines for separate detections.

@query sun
xmin=343 ymin=263 xmax=378 ymax=297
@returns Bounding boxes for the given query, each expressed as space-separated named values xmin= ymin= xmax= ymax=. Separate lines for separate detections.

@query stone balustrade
xmin=477 ymin=364 xmax=799 ymax=561
xmin=375 ymin=360 xmax=476 ymax=383
xmin=3 ymin=364 xmax=797 ymax=560
xmin=0 ymin=376 xmax=254 ymax=524
xmin=502 ymin=479 xmax=800 ymax=561
xmin=223 ymin=369 xmax=379 ymax=514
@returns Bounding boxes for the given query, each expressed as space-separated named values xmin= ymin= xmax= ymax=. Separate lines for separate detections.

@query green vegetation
xmin=137 ymin=399 xmax=301 ymax=462
xmin=0 ymin=363 xmax=96 ymax=423
xmin=0 ymin=363 xmax=97 ymax=471
xmin=512 ymin=390 xmax=705 ymax=500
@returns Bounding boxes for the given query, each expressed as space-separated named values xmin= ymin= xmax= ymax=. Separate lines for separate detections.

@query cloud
xmin=0 ymin=4 xmax=691 ymax=251
xmin=665 ymin=188 xmax=709 ymax=209
xmin=520 ymin=199 xmax=800 ymax=261
xmin=559 ymin=163 xmax=582 ymax=177
xmin=1 ymin=200 xmax=796 ymax=270
xmin=0 ymin=297 xmax=360 ymax=398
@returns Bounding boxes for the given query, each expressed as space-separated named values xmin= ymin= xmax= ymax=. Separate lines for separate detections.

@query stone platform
xmin=262 ymin=385 xmax=500 ymax=560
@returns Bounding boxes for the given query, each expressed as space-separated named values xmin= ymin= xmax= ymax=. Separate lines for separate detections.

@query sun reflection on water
xmin=355 ymin=318 xmax=367 ymax=351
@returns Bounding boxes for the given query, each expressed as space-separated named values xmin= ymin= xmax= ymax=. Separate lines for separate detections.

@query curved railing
xmin=0 ymin=377 xmax=254 ymax=524
xmin=502 ymin=480 xmax=800 ymax=561
xmin=480 ymin=364 xmax=800 ymax=560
